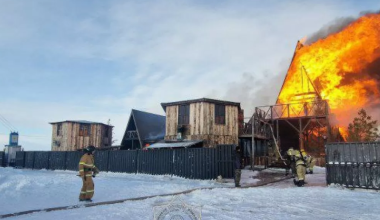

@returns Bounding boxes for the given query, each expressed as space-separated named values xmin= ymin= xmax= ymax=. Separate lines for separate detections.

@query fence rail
xmin=14 ymin=145 xmax=236 ymax=180
xmin=326 ymin=142 xmax=380 ymax=189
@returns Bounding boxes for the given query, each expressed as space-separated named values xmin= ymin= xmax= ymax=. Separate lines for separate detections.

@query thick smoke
xmin=305 ymin=10 xmax=380 ymax=45
xmin=305 ymin=17 xmax=355 ymax=45
xmin=220 ymin=69 xmax=286 ymax=118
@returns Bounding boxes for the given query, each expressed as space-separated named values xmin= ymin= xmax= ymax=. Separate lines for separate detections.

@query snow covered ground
xmin=1 ymin=167 xmax=380 ymax=220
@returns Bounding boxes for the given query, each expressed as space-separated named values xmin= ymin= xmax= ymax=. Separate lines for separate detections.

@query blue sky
xmin=1 ymin=0 xmax=379 ymax=150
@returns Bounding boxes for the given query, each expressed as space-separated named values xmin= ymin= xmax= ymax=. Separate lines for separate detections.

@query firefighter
xmin=234 ymin=146 xmax=243 ymax=187
xmin=285 ymin=147 xmax=296 ymax=177
xmin=79 ymin=145 xmax=99 ymax=202
xmin=292 ymin=149 xmax=307 ymax=187
xmin=305 ymin=153 xmax=316 ymax=174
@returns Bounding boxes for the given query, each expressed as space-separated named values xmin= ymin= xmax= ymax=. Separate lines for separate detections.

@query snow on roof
xmin=49 ymin=120 xmax=112 ymax=126
xmin=161 ymin=98 xmax=241 ymax=111
xmin=146 ymin=140 xmax=203 ymax=149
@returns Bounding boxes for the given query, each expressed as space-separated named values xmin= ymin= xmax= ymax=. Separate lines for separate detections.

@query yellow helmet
xmin=287 ymin=148 xmax=294 ymax=155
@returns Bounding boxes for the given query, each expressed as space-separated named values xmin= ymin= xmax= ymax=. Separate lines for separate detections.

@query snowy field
xmin=1 ymin=167 xmax=380 ymax=220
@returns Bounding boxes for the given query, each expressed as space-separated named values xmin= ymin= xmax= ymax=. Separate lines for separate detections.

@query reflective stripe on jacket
xmin=79 ymin=154 xmax=99 ymax=176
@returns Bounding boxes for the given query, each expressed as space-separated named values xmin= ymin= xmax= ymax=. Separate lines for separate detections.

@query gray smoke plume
xmin=305 ymin=10 xmax=380 ymax=45
xmin=305 ymin=17 xmax=355 ymax=45
xmin=220 ymin=69 xmax=286 ymax=118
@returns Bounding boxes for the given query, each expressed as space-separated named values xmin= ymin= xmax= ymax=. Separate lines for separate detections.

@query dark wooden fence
xmin=108 ymin=151 xmax=138 ymax=173
xmin=15 ymin=151 xmax=25 ymax=168
xmin=326 ymin=142 xmax=380 ymax=189
xmin=14 ymin=145 xmax=236 ymax=180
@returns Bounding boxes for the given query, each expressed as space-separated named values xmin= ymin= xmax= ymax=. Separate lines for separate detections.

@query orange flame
xmin=277 ymin=13 xmax=380 ymax=126
xmin=339 ymin=127 xmax=348 ymax=141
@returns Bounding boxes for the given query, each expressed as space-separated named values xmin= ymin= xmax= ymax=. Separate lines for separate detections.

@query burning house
xmin=249 ymin=12 xmax=380 ymax=165
xmin=277 ymin=12 xmax=380 ymax=132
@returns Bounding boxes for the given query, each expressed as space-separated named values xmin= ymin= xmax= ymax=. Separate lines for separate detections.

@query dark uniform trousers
xmin=235 ymin=169 xmax=242 ymax=186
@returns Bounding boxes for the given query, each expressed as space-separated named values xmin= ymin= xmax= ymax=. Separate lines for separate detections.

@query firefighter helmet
xmin=84 ymin=145 xmax=96 ymax=153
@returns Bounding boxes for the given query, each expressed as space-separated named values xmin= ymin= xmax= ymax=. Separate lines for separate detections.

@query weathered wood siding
xmin=51 ymin=122 xmax=112 ymax=151
xmin=165 ymin=105 xmax=178 ymax=139
xmin=164 ymin=102 xmax=239 ymax=147
xmin=190 ymin=102 xmax=203 ymax=135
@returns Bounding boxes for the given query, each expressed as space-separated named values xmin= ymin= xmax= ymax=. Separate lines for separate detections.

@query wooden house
xmin=50 ymin=120 xmax=113 ymax=151
xmin=161 ymin=98 xmax=243 ymax=147
xmin=121 ymin=109 xmax=166 ymax=150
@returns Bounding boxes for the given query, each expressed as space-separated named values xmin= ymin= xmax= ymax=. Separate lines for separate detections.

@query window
xmin=57 ymin=123 xmax=63 ymax=136
xmin=178 ymin=105 xmax=190 ymax=125
xmin=79 ymin=124 xmax=91 ymax=136
xmin=215 ymin=104 xmax=225 ymax=124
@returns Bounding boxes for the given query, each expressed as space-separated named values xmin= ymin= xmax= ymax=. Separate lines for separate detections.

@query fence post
xmin=171 ymin=150 xmax=175 ymax=177
xmin=47 ymin=152 xmax=51 ymax=170
xmin=32 ymin=152 xmax=36 ymax=170
xmin=105 ymin=151 xmax=110 ymax=172
xmin=325 ymin=144 xmax=328 ymax=185
xmin=135 ymin=150 xmax=139 ymax=175
xmin=63 ymin=152 xmax=67 ymax=170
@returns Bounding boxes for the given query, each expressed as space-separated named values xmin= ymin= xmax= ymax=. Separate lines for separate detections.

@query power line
xmin=0 ymin=118 xmax=12 ymax=131
xmin=0 ymin=133 xmax=50 ymax=139
xmin=0 ymin=113 xmax=17 ymax=131
xmin=1 ymin=114 xmax=17 ymax=130
xmin=0 ymin=115 xmax=14 ymax=129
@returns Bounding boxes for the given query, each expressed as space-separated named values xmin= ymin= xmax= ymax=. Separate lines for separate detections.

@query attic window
xmin=178 ymin=104 xmax=190 ymax=125
xmin=215 ymin=104 xmax=225 ymax=125
xmin=57 ymin=123 xmax=63 ymax=136
xmin=79 ymin=124 xmax=91 ymax=136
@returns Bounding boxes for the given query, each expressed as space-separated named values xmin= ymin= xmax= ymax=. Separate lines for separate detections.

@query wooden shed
xmin=161 ymin=98 xmax=243 ymax=147
xmin=49 ymin=120 xmax=113 ymax=151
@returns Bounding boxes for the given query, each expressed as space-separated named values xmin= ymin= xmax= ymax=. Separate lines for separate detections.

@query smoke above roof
xmin=305 ymin=10 xmax=380 ymax=45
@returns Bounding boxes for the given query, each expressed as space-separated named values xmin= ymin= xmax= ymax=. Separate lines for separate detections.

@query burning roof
xmin=276 ymin=12 xmax=380 ymax=129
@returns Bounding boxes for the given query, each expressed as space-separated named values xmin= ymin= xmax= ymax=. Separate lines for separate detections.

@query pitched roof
xmin=49 ymin=120 xmax=112 ymax=126
xmin=121 ymin=109 xmax=166 ymax=146
xmin=161 ymin=98 xmax=241 ymax=112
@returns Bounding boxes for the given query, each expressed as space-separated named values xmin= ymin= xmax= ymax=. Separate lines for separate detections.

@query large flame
xmin=277 ymin=13 xmax=380 ymax=129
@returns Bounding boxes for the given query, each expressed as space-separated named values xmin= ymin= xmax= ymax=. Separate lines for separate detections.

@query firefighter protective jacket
xmin=287 ymin=149 xmax=306 ymax=167
xmin=79 ymin=154 xmax=99 ymax=177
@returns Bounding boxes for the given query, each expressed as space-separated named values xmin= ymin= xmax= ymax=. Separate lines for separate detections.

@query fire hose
xmin=258 ymin=119 xmax=288 ymax=166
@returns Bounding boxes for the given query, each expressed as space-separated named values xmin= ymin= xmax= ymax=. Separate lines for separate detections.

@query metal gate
xmin=216 ymin=145 xmax=236 ymax=178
